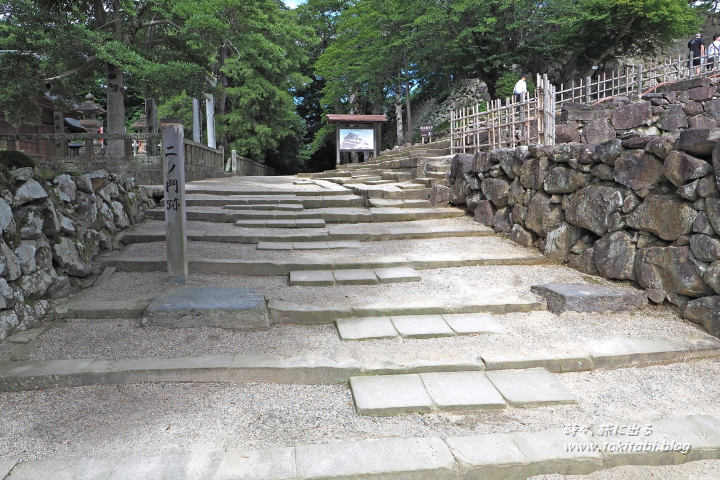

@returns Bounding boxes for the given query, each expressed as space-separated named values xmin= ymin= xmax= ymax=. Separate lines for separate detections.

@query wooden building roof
xmin=326 ymin=114 xmax=387 ymax=124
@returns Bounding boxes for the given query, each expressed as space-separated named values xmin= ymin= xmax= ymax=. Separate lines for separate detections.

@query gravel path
xmin=1 ymin=360 xmax=719 ymax=464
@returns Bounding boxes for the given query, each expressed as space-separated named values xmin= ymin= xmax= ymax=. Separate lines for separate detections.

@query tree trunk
xmin=106 ymin=63 xmax=126 ymax=157
xmin=395 ymin=82 xmax=404 ymax=147
xmin=218 ymin=42 xmax=230 ymax=151
xmin=404 ymin=50 xmax=412 ymax=145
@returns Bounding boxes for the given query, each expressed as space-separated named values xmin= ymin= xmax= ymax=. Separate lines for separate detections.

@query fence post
xmin=160 ymin=118 xmax=188 ymax=284
xmin=585 ymin=76 xmax=592 ymax=103
xmin=637 ymin=64 xmax=644 ymax=96
xmin=231 ymin=149 xmax=237 ymax=173
xmin=450 ymin=109 xmax=455 ymax=154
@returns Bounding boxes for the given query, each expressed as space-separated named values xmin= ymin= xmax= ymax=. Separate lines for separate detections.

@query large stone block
xmin=593 ymin=231 xmax=636 ymax=280
xmin=531 ymin=282 xmax=647 ymax=313
xmin=626 ymin=195 xmax=696 ymax=241
xmin=584 ymin=119 xmax=616 ymax=144
xmin=635 ymin=246 xmax=712 ymax=297
xmin=474 ymin=200 xmax=495 ymax=226
xmin=612 ymin=149 xmax=664 ymax=191
xmin=565 ymin=186 xmax=624 ymax=235
xmin=142 ymin=287 xmax=270 ymax=330
xmin=678 ymin=128 xmax=720 ymax=157
xmin=684 ymin=296 xmax=720 ymax=337
xmin=610 ymin=101 xmax=652 ymax=130
xmin=450 ymin=153 xmax=475 ymax=180
xmin=689 ymin=85 xmax=717 ymax=101
xmin=690 ymin=234 xmax=720 ymax=263
xmin=556 ymin=123 xmax=581 ymax=143
xmin=664 ymin=150 xmax=712 ymax=186
xmin=544 ymin=167 xmax=590 ymax=194
xmin=525 ymin=192 xmax=565 ymax=237
xmin=481 ymin=178 xmax=511 ymax=208
xmin=660 ymin=112 xmax=688 ymax=132
xmin=596 ymin=138 xmax=623 ymax=165
xmin=645 ymin=134 xmax=679 ymax=159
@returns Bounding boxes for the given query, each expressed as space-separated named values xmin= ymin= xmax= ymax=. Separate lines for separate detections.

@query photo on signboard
xmin=339 ymin=128 xmax=375 ymax=151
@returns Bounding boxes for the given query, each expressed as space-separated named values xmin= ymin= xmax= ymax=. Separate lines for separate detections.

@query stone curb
xmin=3 ymin=336 xmax=719 ymax=393
xmin=121 ymin=225 xmax=494 ymax=244
xmin=2 ymin=415 xmax=718 ymax=479
xmin=104 ymin=253 xmax=548 ymax=275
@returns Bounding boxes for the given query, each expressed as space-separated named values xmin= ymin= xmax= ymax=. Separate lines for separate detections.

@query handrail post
xmin=585 ymin=76 xmax=592 ymax=103
xmin=637 ymin=64 xmax=644 ymax=96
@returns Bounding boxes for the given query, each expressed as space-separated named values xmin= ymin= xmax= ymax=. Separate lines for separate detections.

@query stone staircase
xmin=1 ymin=174 xmax=720 ymax=479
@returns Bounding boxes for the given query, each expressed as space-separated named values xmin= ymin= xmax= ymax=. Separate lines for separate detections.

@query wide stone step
xmin=184 ymin=188 xmax=350 ymax=197
xmin=185 ymin=196 xmax=303 ymax=207
xmin=349 ymin=368 xmax=577 ymax=416
xmin=121 ymin=223 xmax=493 ymax=245
xmin=336 ymin=313 xmax=507 ymax=340
xmin=427 ymin=163 xmax=451 ymax=173
xmin=103 ymin=251 xmax=548 ymax=276
xmin=363 ymin=179 xmax=395 ymax=185
xmin=3 ymin=415 xmax=718 ymax=479
xmin=224 ymin=203 xmax=304 ymax=211
xmin=234 ymin=219 xmax=326 ymax=228
xmin=381 ymin=171 xmax=413 ymax=182
xmin=228 ymin=211 xmax=324 ymax=220
xmin=257 ymin=240 xmax=362 ymax=250
xmin=427 ymin=171 xmax=448 ymax=179
xmin=367 ymin=199 xmax=431 ymax=208
xmin=289 ymin=267 xmax=420 ymax=286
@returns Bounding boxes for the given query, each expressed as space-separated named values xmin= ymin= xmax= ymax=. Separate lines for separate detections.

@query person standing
xmin=689 ymin=33 xmax=705 ymax=76
xmin=513 ymin=74 xmax=528 ymax=103
xmin=708 ymin=34 xmax=720 ymax=71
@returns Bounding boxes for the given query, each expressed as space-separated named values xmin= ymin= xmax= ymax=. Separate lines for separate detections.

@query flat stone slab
xmin=391 ymin=314 xmax=455 ymax=338
xmin=256 ymin=241 xmax=294 ymax=250
xmin=589 ymin=337 xmax=689 ymax=368
xmin=485 ymin=368 xmax=579 ymax=407
xmin=295 ymin=436 xmax=456 ymax=479
xmin=375 ymin=266 xmax=421 ymax=283
xmin=350 ymin=374 xmax=433 ymax=416
xmin=334 ymin=269 xmax=378 ymax=285
xmin=5 ymin=457 xmax=117 ymax=480
xmin=0 ymin=460 xmax=17 ymax=479
xmin=56 ymin=300 xmax=151 ymax=319
xmin=513 ymin=428 xmax=603 ymax=476
xmin=289 ymin=270 xmax=335 ymax=286
xmin=441 ymin=313 xmax=508 ymax=334
xmin=531 ymin=283 xmax=647 ymax=314
xmin=142 ymin=287 xmax=269 ymax=330
xmin=419 ymin=372 xmax=507 ymax=411
xmin=336 ymin=316 xmax=398 ymax=340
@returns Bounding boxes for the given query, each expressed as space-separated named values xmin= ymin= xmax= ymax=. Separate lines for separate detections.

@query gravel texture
xmin=1 ymin=360 xmax=719 ymax=465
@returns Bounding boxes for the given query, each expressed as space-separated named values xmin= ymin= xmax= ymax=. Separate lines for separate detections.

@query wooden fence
xmin=1 ymin=132 xmax=225 ymax=183
xmin=451 ymin=52 xmax=720 ymax=155
xmin=450 ymin=74 xmax=556 ymax=154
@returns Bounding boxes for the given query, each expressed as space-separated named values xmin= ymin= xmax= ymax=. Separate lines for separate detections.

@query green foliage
xmin=0 ymin=151 xmax=37 ymax=169
xmin=494 ymin=72 xmax=536 ymax=101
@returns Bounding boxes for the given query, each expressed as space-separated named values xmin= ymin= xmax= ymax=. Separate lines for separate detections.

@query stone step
xmin=427 ymin=171 xmax=448 ymax=180
xmin=336 ymin=313 xmax=507 ymax=340
xmin=3 ymin=415 xmax=718 ymax=479
xmin=184 ymin=188 xmax=351 ymax=197
xmin=349 ymin=185 xmax=432 ymax=200
xmin=103 ymin=251 xmax=548 ymax=276
xmin=398 ymin=183 xmax=427 ymax=190
xmin=411 ymin=177 xmax=439 ymax=187
xmin=351 ymin=170 xmax=382 ymax=177
xmin=185 ymin=196 xmax=303 ymax=207
xmin=350 ymin=368 xmax=577 ymax=416
xmin=187 ymin=195 xmax=366 ymax=209
xmin=228 ymin=211 xmax=325 ymax=220
xmin=234 ymin=219 xmax=326 ymax=228
xmin=121 ymin=223 xmax=493 ymax=245
xmin=224 ymin=203 xmax=304 ymax=211
xmin=427 ymin=163 xmax=451 ymax=173
xmin=363 ymin=179 xmax=395 ymax=185
xmin=257 ymin=240 xmax=362 ymax=250
xmin=381 ymin=171 xmax=413 ymax=182
xmin=289 ymin=267 xmax=420 ymax=286
xmin=367 ymin=199 xmax=432 ymax=208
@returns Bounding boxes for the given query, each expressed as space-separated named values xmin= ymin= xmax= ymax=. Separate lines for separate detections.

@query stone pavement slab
xmin=289 ymin=270 xmax=334 ymax=286
xmin=481 ymin=353 xmax=594 ymax=373
xmin=335 ymin=316 xmax=398 ymax=340
xmin=213 ymin=447 xmax=296 ymax=480
xmin=291 ymin=241 xmax=329 ymax=250
xmin=326 ymin=240 xmax=362 ymax=249
xmin=56 ymin=300 xmax=151 ymax=319
xmin=391 ymin=314 xmax=455 ymax=338
xmin=333 ymin=269 xmax=378 ymax=285
xmin=513 ymin=428 xmax=604 ymax=476
xmin=256 ymin=241 xmax=293 ymax=250
xmin=0 ymin=359 xmax=93 ymax=392
xmin=485 ymin=368 xmax=578 ymax=407
xmin=295 ymin=436 xmax=457 ymax=480
xmin=531 ymin=282 xmax=648 ymax=314
xmin=142 ymin=287 xmax=269 ymax=330
xmin=420 ymin=371 xmax=507 ymax=411
xmin=0 ymin=460 xmax=16 ymax=479
xmin=107 ymin=452 xmax=226 ymax=480
xmin=441 ymin=313 xmax=508 ymax=334
xmin=5 ymin=457 xmax=117 ymax=480
xmin=445 ymin=432 xmax=529 ymax=480
xmin=295 ymin=218 xmax=325 ymax=228
xmin=374 ymin=266 xmax=421 ymax=283
xmin=350 ymin=374 xmax=433 ymax=416
xmin=589 ymin=337 xmax=689 ymax=368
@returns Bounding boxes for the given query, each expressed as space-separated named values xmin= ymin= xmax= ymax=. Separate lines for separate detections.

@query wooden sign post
xmin=160 ymin=119 xmax=188 ymax=283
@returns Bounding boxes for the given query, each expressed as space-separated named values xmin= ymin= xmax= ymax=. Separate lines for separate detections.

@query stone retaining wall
xmin=0 ymin=167 xmax=153 ymax=339
xmin=447 ymin=126 xmax=720 ymax=338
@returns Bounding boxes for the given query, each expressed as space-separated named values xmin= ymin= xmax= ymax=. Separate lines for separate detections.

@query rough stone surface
xmin=584 ymin=119 xmax=616 ymax=144
xmin=611 ymin=101 xmax=652 ymax=130
xmin=565 ymin=186 xmax=624 ymax=236
xmin=627 ymin=195 xmax=696 ymax=240
xmin=613 ymin=150 xmax=664 ymax=190
xmin=525 ymin=192 xmax=565 ymax=237
xmin=664 ymin=150 xmax=713 ymax=186
xmin=636 ymin=246 xmax=712 ymax=297
xmin=142 ymin=287 xmax=270 ymax=330
xmin=531 ymin=282 xmax=648 ymax=313
xmin=684 ymin=296 xmax=720 ymax=337
xmin=593 ymin=231 xmax=636 ymax=280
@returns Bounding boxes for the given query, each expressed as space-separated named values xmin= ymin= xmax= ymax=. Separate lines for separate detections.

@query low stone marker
xmin=142 ymin=287 xmax=269 ymax=330
xmin=531 ymin=282 xmax=647 ymax=314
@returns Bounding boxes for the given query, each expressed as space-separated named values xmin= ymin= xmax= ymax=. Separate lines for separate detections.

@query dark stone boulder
xmin=525 ymin=192 xmax=565 ymax=237
xmin=596 ymin=138 xmax=623 ymax=165
xmin=584 ymin=119 xmax=616 ymax=145
xmin=689 ymin=115 xmax=717 ymax=129
xmin=659 ymin=112 xmax=688 ymax=132
xmin=663 ymin=150 xmax=712 ymax=186
xmin=683 ymin=296 xmax=720 ymax=338
xmin=565 ymin=186 xmax=624 ymax=235
xmin=531 ymin=283 xmax=647 ymax=314
xmin=450 ymin=153 xmax=475 ymax=180
xmin=556 ymin=123 xmax=581 ymax=143
xmin=612 ymin=150 xmax=664 ymax=191
xmin=473 ymin=200 xmax=495 ymax=226
xmin=690 ymin=234 xmax=720 ymax=263
xmin=429 ymin=185 xmax=451 ymax=207
xmin=493 ymin=148 xmax=522 ymax=179
xmin=620 ymin=136 xmax=653 ymax=149
xmin=635 ymin=246 xmax=711 ymax=297
xmin=610 ymin=102 xmax=652 ymax=130
xmin=519 ymin=157 xmax=550 ymax=190
xmin=472 ymin=152 xmax=493 ymax=173
xmin=593 ymin=231 xmax=636 ymax=280
xmin=544 ymin=167 xmax=590 ymax=193
xmin=480 ymin=178 xmax=511 ymax=208
xmin=543 ymin=223 xmax=579 ymax=261
xmin=688 ymin=86 xmax=717 ymax=102
xmin=509 ymin=224 xmax=534 ymax=248
xmin=492 ymin=207 xmax=512 ymax=233
xmin=645 ymin=134 xmax=678 ymax=160
xmin=705 ymin=99 xmax=720 ymax=118
xmin=626 ymin=195 xmax=696 ymax=241
xmin=677 ymin=128 xmax=720 ymax=157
